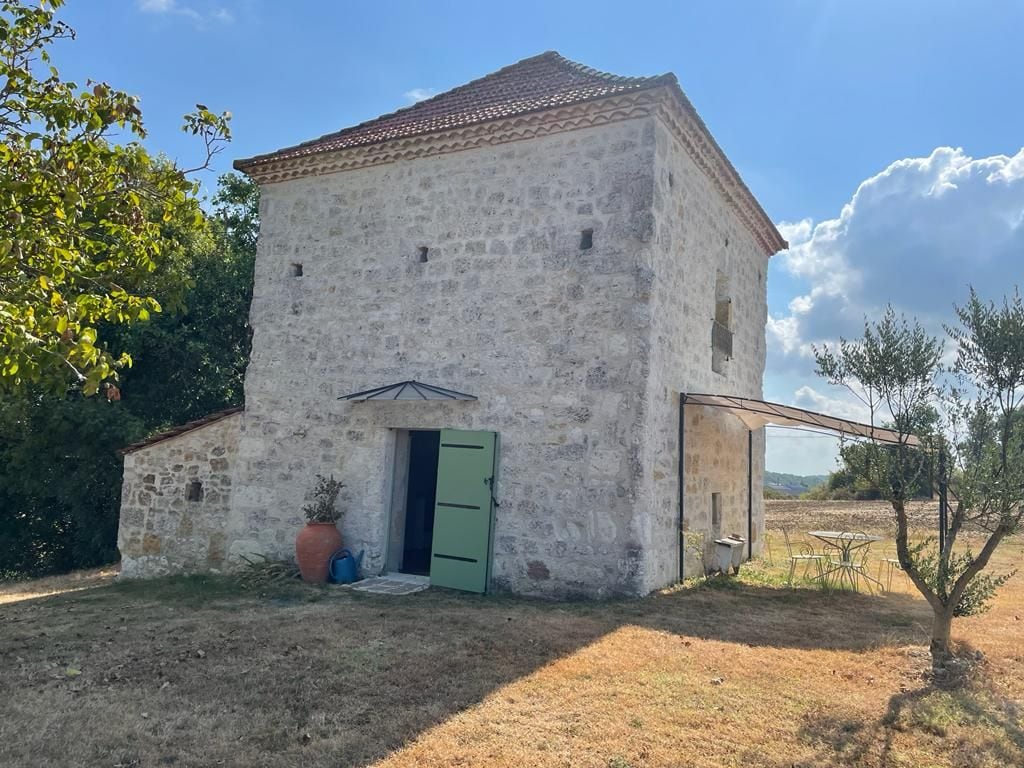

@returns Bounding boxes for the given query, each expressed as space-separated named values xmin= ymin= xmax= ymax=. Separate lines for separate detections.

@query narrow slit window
xmin=186 ymin=480 xmax=203 ymax=502
xmin=290 ymin=263 xmax=303 ymax=277
xmin=580 ymin=229 xmax=593 ymax=251
xmin=712 ymin=270 xmax=733 ymax=374
xmin=417 ymin=246 xmax=429 ymax=263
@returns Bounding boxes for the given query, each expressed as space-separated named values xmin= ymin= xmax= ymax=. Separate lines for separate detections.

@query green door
xmin=430 ymin=429 xmax=498 ymax=593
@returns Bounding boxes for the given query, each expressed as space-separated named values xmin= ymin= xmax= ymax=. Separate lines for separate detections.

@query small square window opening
xmin=186 ymin=480 xmax=203 ymax=502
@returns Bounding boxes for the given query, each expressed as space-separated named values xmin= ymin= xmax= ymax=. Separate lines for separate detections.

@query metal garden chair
xmin=827 ymin=531 xmax=884 ymax=594
xmin=877 ymin=556 xmax=910 ymax=593
xmin=782 ymin=528 xmax=827 ymax=587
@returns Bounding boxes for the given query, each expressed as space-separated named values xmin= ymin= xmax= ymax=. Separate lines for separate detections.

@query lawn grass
xmin=1 ymin=530 xmax=1021 ymax=767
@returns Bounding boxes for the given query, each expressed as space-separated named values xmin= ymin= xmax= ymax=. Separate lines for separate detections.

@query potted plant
xmin=295 ymin=474 xmax=345 ymax=584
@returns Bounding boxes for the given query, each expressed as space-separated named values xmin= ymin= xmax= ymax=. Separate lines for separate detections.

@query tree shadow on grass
xmin=0 ymin=574 xmax=950 ymax=767
xmin=799 ymin=651 xmax=1024 ymax=767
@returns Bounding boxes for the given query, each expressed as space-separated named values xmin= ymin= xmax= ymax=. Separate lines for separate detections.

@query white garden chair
xmin=782 ymin=529 xmax=827 ymax=587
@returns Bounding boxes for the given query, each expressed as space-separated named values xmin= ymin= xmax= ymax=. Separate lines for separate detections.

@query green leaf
xmin=0 ymin=0 xmax=232 ymax=397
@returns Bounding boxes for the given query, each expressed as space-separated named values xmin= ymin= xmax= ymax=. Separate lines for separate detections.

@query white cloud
xmin=792 ymin=385 xmax=871 ymax=423
xmin=765 ymin=147 xmax=1024 ymax=474
xmin=764 ymin=384 xmax=874 ymax=475
xmin=776 ymin=218 xmax=813 ymax=248
xmin=137 ymin=0 xmax=234 ymax=26
xmin=769 ymin=147 xmax=1024 ymax=361
xmin=403 ymin=88 xmax=437 ymax=103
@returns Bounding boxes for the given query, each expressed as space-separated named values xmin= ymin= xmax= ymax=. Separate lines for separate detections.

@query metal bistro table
xmin=808 ymin=531 xmax=884 ymax=593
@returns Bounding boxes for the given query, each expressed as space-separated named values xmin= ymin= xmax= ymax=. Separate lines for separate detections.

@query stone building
xmin=117 ymin=52 xmax=786 ymax=597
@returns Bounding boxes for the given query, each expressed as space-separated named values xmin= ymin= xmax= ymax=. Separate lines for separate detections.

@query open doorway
xmin=386 ymin=430 xmax=440 ymax=576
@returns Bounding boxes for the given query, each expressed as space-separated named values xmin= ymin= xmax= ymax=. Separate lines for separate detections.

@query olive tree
xmin=0 ymin=0 xmax=230 ymax=395
xmin=814 ymin=294 xmax=1023 ymax=683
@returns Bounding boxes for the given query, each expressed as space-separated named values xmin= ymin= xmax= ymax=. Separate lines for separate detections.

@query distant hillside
xmin=764 ymin=471 xmax=828 ymax=498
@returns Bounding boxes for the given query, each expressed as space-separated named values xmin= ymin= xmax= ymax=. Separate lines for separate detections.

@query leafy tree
xmin=0 ymin=174 xmax=258 ymax=578
xmin=811 ymin=409 xmax=940 ymax=501
xmin=815 ymin=296 xmax=1024 ymax=683
xmin=0 ymin=0 xmax=230 ymax=395
xmin=0 ymin=392 xmax=145 ymax=576
xmin=104 ymin=173 xmax=257 ymax=425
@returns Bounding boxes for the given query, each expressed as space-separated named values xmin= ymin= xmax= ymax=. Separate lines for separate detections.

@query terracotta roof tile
xmin=236 ymin=51 xmax=673 ymax=169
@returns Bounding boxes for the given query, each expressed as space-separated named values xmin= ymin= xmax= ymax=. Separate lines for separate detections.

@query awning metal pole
xmin=678 ymin=393 xmax=686 ymax=581
xmin=747 ymin=429 xmax=753 ymax=561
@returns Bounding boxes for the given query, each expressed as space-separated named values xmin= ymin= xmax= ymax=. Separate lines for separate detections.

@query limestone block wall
xmin=228 ymin=118 xmax=660 ymax=597
xmin=118 ymin=413 xmax=241 ymax=578
xmin=636 ymin=117 xmax=770 ymax=589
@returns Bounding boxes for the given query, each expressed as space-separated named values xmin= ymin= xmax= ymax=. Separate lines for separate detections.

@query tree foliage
xmin=0 ymin=0 xmax=230 ymax=395
xmin=0 ymin=174 xmax=257 ymax=579
xmin=814 ymin=293 xmax=1024 ymax=683
xmin=807 ymin=407 xmax=941 ymax=500
xmin=0 ymin=393 xmax=145 ymax=576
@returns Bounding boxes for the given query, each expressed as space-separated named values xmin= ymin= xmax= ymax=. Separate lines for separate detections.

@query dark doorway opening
xmin=401 ymin=430 xmax=440 ymax=575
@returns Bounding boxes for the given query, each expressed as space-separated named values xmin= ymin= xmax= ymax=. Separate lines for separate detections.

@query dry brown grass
xmin=0 ymin=564 xmax=119 ymax=605
xmin=1 ymin=519 xmax=1021 ymax=767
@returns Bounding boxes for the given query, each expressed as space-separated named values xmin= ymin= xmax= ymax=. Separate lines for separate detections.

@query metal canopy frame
xmin=681 ymin=392 xmax=921 ymax=447
xmin=338 ymin=379 xmax=478 ymax=402
xmin=677 ymin=391 xmax=926 ymax=582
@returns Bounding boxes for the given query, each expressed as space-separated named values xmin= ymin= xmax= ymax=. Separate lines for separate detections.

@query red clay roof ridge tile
xmin=235 ymin=51 xmax=672 ymax=170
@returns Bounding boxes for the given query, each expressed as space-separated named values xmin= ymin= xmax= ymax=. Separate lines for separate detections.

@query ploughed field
xmin=766 ymin=498 xmax=940 ymax=535
xmin=0 ymin=502 xmax=1021 ymax=768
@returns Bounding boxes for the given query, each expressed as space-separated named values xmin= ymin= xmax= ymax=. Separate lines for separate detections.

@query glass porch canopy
xmin=338 ymin=380 xmax=478 ymax=402
xmin=682 ymin=392 xmax=921 ymax=447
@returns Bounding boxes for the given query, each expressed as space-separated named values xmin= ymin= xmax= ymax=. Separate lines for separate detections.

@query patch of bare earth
xmin=765 ymin=499 xmax=940 ymax=535
xmin=1 ymin=523 xmax=1021 ymax=767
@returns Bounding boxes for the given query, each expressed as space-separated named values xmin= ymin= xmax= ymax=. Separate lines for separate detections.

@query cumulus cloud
xmin=765 ymin=147 xmax=1024 ymax=473
xmin=137 ymin=0 xmax=233 ymax=26
xmin=792 ymin=385 xmax=871 ymax=423
xmin=403 ymin=88 xmax=438 ymax=103
xmin=769 ymin=147 xmax=1024 ymax=361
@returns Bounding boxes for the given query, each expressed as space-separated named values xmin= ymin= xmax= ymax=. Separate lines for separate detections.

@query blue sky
xmin=56 ymin=1 xmax=1024 ymax=474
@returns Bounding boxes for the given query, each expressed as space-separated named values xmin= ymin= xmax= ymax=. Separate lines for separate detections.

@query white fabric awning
xmin=682 ymin=392 xmax=921 ymax=447
xmin=338 ymin=380 xmax=477 ymax=402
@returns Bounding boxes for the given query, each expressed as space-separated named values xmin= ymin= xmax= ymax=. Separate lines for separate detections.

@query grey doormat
xmin=347 ymin=574 xmax=429 ymax=595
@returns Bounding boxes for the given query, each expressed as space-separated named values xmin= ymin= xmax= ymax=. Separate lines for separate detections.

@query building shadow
xmin=0 ymin=573 xmax=952 ymax=767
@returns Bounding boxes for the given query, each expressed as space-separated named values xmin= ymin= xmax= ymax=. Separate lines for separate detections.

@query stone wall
xmin=636 ymin=117 xmax=770 ymax=588
xmin=118 ymin=413 xmax=241 ymax=578
xmin=116 ymin=106 xmax=776 ymax=595
xmin=228 ymin=118 xmax=660 ymax=597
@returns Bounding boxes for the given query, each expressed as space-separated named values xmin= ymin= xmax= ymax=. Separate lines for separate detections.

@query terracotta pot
xmin=295 ymin=522 xmax=342 ymax=584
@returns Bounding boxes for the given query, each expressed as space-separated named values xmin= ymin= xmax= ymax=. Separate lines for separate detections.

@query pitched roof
xmin=235 ymin=51 xmax=786 ymax=254
xmin=236 ymin=51 xmax=673 ymax=168
xmin=119 ymin=407 xmax=243 ymax=456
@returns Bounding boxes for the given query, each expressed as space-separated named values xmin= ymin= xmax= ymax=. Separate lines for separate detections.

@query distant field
xmin=766 ymin=499 xmax=939 ymax=534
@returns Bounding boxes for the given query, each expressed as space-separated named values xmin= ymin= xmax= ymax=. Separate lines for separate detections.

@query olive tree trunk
xmin=929 ymin=609 xmax=956 ymax=678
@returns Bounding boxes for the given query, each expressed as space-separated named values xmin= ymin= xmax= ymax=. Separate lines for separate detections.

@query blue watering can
xmin=328 ymin=548 xmax=364 ymax=584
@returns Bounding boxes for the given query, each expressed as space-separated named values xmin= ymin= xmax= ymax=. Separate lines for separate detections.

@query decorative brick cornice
xmin=239 ymin=88 xmax=786 ymax=256
xmin=238 ymin=92 xmax=657 ymax=184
